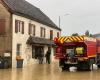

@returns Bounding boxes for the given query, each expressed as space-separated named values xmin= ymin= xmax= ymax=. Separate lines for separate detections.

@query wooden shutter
xmin=0 ymin=19 xmax=5 ymax=35
xmin=50 ymin=30 xmax=53 ymax=40
xmin=15 ymin=20 xmax=18 ymax=33
xmin=57 ymin=32 xmax=59 ymax=37
xmin=22 ymin=21 xmax=24 ymax=34
xmin=40 ymin=27 xmax=42 ymax=37
xmin=33 ymin=25 xmax=35 ymax=36
xmin=19 ymin=21 xmax=20 ymax=32
xmin=44 ymin=28 xmax=45 ymax=38
xmin=28 ymin=23 xmax=31 ymax=35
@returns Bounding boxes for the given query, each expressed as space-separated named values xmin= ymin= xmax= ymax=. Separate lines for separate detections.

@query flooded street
xmin=0 ymin=62 xmax=100 ymax=80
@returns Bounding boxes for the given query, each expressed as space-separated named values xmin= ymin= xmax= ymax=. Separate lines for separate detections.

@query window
xmin=15 ymin=20 xmax=24 ymax=34
xmin=40 ymin=27 xmax=45 ymax=38
xmin=28 ymin=23 xmax=35 ymax=36
xmin=50 ymin=30 xmax=53 ymax=40
xmin=0 ymin=19 xmax=6 ymax=35
xmin=16 ymin=44 xmax=21 ymax=56
xmin=57 ymin=32 xmax=59 ymax=37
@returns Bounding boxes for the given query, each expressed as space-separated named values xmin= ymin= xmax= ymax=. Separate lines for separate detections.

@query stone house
xmin=0 ymin=0 xmax=61 ymax=68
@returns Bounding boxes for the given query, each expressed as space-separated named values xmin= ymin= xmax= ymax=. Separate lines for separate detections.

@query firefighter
xmin=37 ymin=48 xmax=44 ymax=64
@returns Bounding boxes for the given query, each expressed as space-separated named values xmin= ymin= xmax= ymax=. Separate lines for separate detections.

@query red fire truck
xmin=54 ymin=36 xmax=100 ymax=71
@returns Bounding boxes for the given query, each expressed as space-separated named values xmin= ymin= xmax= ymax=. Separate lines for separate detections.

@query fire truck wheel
xmin=61 ymin=67 xmax=66 ymax=71
xmin=77 ymin=61 xmax=92 ymax=71
xmin=98 ymin=65 xmax=100 ymax=68
xmin=84 ymin=61 xmax=92 ymax=71
xmin=61 ymin=66 xmax=69 ymax=71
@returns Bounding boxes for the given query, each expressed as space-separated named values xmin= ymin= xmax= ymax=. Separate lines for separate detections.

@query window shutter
xmin=33 ymin=25 xmax=35 ymax=36
xmin=40 ymin=27 xmax=42 ymax=37
xmin=15 ymin=20 xmax=18 ymax=33
xmin=0 ymin=19 xmax=5 ymax=35
xmin=22 ymin=21 xmax=24 ymax=34
xmin=50 ymin=30 xmax=53 ymax=40
xmin=44 ymin=28 xmax=45 ymax=38
xmin=57 ymin=32 xmax=59 ymax=37
xmin=28 ymin=23 xmax=31 ymax=35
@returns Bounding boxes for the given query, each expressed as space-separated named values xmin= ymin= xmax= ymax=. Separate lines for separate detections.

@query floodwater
xmin=0 ymin=62 xmax=100 ymax=80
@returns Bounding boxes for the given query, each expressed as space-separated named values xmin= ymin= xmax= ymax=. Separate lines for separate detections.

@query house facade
xmin=0 ymin=0 xmax=61 ymax=68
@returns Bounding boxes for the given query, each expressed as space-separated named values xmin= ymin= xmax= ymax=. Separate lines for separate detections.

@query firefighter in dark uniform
xmin=45 ymin=47 xmax=51 ymax=64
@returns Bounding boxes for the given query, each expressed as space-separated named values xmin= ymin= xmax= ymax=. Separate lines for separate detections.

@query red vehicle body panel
xmin=54 ymin=36 xmax=100 ymax=59
xmin=85 ymin=41 xmax=97 ymax=58
xmin=97 ymin=39 xmax=100 ymax=54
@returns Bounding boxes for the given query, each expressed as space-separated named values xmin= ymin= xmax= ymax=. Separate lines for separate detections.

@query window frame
xmin=28 ymin=23 xmax=36 ymax=36
xmin=15 ymin=19 xmax=24 ymax=34
xmin=40 ymin=27 xmax=46 ymax=38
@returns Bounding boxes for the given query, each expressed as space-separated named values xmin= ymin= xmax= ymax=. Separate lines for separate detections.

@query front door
xmin=32 ymin=46 xmax=44 ymax=59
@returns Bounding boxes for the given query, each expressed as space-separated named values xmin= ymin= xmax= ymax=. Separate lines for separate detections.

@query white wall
xmin=12 ymin=14 xmax=61 ymax=68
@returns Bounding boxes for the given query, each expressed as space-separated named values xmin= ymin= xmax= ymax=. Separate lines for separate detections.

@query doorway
xmin=32 ymin=46 xmax=44 ymax=59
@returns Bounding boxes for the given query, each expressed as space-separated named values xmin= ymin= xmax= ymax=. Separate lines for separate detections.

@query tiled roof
xmin=3 ymin=0 xmax=61 ymax=30
xmin=26 ymin=36 xmax=55 ymax=45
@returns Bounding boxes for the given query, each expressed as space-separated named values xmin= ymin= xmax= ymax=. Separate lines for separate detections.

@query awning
xmin=26 ymin=36 xmax=55 ymax=46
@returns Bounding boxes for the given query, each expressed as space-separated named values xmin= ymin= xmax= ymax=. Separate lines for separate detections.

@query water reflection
xmin=0 ymin=62 xmax=100 ymax=80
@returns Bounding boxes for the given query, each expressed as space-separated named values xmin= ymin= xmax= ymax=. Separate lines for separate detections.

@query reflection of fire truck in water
xmin=54 ymin=36 xmax=100 ymax=71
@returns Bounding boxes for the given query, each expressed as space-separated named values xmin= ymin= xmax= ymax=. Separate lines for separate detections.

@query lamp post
xmin=59 ymin=13 xmax=70 ymax=28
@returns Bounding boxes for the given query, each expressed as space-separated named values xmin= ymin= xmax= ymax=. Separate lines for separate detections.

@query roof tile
xmin=3 ymin=0 xmax=61 ymax=30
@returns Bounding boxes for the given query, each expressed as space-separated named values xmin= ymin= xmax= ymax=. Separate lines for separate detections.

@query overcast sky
xmin=26 ymin=0 xmax=100 ymax=36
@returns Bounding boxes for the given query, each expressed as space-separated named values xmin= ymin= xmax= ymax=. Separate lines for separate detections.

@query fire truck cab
xmin=54 ymin=36 xmax=100 ymax=71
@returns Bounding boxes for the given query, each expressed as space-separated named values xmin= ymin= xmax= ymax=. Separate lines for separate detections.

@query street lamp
xmin=59 ymin=13 xmax=70 ymax=28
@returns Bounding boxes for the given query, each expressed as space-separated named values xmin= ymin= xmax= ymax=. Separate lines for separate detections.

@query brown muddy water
xmin=0 ymin=62 xmax=100 ymax=80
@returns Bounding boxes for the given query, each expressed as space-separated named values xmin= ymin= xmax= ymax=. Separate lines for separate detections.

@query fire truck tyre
xmin=59 ymin=59 xmax=65 ymax=67
xmin=83 ymin=61 xmax=91 ymax=71
xmin=85 ymin=61 xmax=93 ymax=71
xmin=61 ymin=67 xmax=66 ymax=71
xmin=61 ymin=64 xmax=70 ymax=71
xmin=98 ymin=65 xmax=100 ymax=68
xmin=77 ymin=61 xmax=91 ymax=71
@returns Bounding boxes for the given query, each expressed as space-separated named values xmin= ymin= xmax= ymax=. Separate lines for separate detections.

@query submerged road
xmin=0 ymin=61 xmax=100 ymax=80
